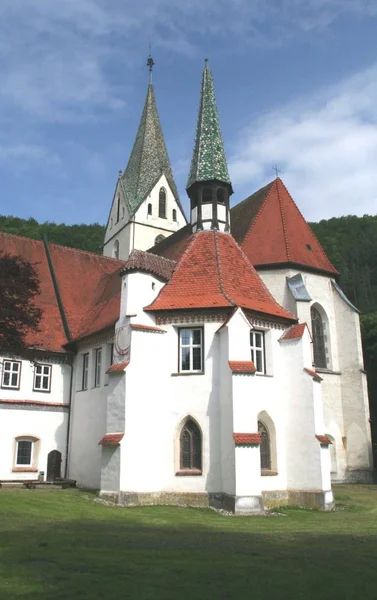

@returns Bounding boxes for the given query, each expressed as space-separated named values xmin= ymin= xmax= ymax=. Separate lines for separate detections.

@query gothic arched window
xmin=258 ymin=421 xmax=271 ymax=471
xmin=147 ymin=203 xmax=152 ymax=216
xmin=311 ymin=306 xmax=327 ymax=368
xmin=180 ymin=419 xmax=202 ymax=471
xmin=113 ymin=239 xmax=119 ymax=259
xmin=159 ymin=188 xmax=166 ymax=218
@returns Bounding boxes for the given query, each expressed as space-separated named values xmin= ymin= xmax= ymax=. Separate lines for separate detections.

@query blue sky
xmin=1 ymin=0 xmax=377 ymax=226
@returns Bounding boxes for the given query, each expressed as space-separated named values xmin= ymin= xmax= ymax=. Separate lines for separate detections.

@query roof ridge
xmin=276 ymin=178 xmax=291 ymax=261
xmin=0 ymin=230 xmax=44 ymax=245
xmin=130 ymin=248 xmax=176 ymax=266
xmin=213 ymin=230 xmax=236 ymax=306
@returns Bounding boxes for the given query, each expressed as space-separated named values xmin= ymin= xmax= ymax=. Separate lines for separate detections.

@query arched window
xmin=311 ymin=306 xmax=327 ymax=368
xmin=202 ymin=188 xmax=212 ymax=203
xmin=217 ymin=188 xmax=225 ymax=203
xmin=147 ymin=203 xmax=152 ymax=216
xmin=172 ymin=209 xmax=177 ymax=221
xmin=113 ymin=239 xmax=119 ymax=259
xmin=154 ymin=234 xmax=165 ymax=245
xmin=180 ymin=418 xmax=202 ymax=471
xmin=258 ymin=421 xmax=271 ymax=471
xmin=159 ymin=188 xmax=166 ymax=218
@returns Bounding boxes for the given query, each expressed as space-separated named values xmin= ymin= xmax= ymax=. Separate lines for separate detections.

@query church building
xmin=0 ymin=60 xmax=373 ymax=513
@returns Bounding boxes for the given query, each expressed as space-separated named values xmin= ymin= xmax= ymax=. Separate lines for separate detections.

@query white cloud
xmin=228 ymin=65 xmax=377 ymax=220
xmin=1 ymin=0 xmax=376 ymax=121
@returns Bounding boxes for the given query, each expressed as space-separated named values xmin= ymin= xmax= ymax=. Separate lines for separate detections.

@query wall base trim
xmin=263 ymin=489 xmax=334 ymax=510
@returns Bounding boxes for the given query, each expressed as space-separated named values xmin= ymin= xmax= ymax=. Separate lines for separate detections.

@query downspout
xmin=42 ymin=235 xmax=74 ymax=479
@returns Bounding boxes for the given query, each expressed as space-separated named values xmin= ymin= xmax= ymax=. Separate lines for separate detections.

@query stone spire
xmin=186 ymin=59 xmax=232 ymax=190
xmin=119 ymin=77 xmax=181 ymax=217
xmin=186 ymin=60 xmax=232 ymax=233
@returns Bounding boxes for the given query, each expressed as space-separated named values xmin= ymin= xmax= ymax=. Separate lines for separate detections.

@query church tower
xmin=103 ymin=57 xmax=186 ymax=260
xmin=187 ymin=59 xmax=233 ymax=232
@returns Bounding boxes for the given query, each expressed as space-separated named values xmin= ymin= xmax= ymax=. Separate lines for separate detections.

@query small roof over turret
xmin=119 ymin=80 xmax=183 ymax=217
xmin=186 ymin=60 xmax=232 ymax=190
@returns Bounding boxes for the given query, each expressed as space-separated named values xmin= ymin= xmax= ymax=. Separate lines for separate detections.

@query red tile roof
xmin=0 ymin=232 xmax=125 ymax=351
xmin=106 ymin=361 xmax=130 ymax=374
xmin=99 ymin=433 xmax=124 ymax=446
xmin=121 ymin=249 xmax=175 ymax=281
xmin=316 ymin=434 xmax=332 ymax=445
xmin=145 ymin=230 xmax=296 ymax=322
xmin=304 ymin=367 xmax=323 ymax=382
xmin=228 ymin=361 xmax=257 ymax=374
xmin=148 ymin=224 xmax=192 ymax=261
xmin=233 ymin=433 xmax=261 ymax=445
xmin=280 ymin=323 xmax=308 ymax=341
xmin=130 ymin=324 xmax=166 ymax=333
xmin=237 ymin=179 xmax=339 ymax=276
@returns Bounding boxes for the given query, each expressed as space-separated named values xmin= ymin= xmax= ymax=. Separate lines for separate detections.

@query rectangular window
xmin=33 ymin=364 xmax=52 ymax=392
xmin=179 ymin=328 xmax=203 ymax=373
xmin=94 ymin=348 xmax=102 ymax=387
xmin=82 ymin=353 xmax=89 ymax=390
xmin=16 ymin=440 xmax=33 ymax=466
xmin=2 ymin=360 xmax=21 ymax=389
xmin=250 ymin=331 xmax=265 ymax=374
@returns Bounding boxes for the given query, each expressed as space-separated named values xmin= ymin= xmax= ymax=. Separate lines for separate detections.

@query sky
xmin=1 ymin=0 xmax=377 ymax=226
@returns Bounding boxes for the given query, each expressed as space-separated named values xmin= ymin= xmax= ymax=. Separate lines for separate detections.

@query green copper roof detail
xmin=187 ymin=61 xmax=231 ymax=189
xmin=119 ymin=83 xmax=181 ymax=217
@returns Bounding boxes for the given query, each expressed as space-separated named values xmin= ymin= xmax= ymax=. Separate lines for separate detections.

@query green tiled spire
xmin=119 ymin=83 xmax=181 ymax=217
xmin=187 ymin=60 xmax=231 ymax=189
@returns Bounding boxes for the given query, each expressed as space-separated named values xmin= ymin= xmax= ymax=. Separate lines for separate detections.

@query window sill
xmin=175 ymin=469 xmax=202 ymax=476
xmin=261 ymin=470 xmax=278 ymax=476
xmin=255 ymin=373 xmax=273 ymax=378
xmin=32 ymin=389 xmax=51 ymax=394
xmin=171 ymin=372 xmax=205 ymax=377
xmin=1 ymin=385 xmax=20 ymax=390
xmin=12 ymin=467 xmax=38 ymax=473
xmin=315 ymin=368 xmax=341 ymax=376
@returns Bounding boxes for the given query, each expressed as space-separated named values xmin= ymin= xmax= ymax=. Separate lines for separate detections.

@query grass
xmin=1 ymin=485 xmax=377 ymax=599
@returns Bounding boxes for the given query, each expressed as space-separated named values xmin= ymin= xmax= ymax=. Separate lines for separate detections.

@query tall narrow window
xmin=180 ymin=419 xmax=202 ymax=471
xmin=217 ymin=188 xmax=225 ymax=203
xmin=33 ymin=364 xmax=52 ymax=392
xmin=159 ymin=188 xmax=166 ymax=218
xmin=179 ymin=328 xmax=203 ymax=373
xmin=202 ymin=188 xmax=212 ymax=203
xmin=172 ymin=209 xmax=177 ymax=221
xmin=116 ymin=195 xmax=120 ymax=223
xmin=82 ymin=353 xmax=89 ymax=390
xmin=16 ymin=440 xmax=33 ymax=466
xmin=258 ymin=421 xmax=271 ymax=470
xmin=250 ymin=330 xmax=265 ymax=374
xmin=94 ymin=348 xmax=102 ymax=387
xmin=2 ymin=360 xmax=21 ymax=389
xmin=113 ymin=239 xmax=119 ymax=259
xmin=311 ymin=306 xmax=327 ymax=368
xmin=148 ymin=203 xmax=152 ymax=216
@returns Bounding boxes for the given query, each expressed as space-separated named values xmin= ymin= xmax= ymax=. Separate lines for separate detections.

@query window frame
xmin=172 ymin=208 xmax=177 ymax=222
xmin=116 ymin=195 xmax=120 ymax=223
xmin=81 ymin=353 xmax=89 ymax=391
xmin=250 ymin=330 xmax=265 ymax=374
xmin=1 ymin=360 xmax=22 ymax=390
xmin=15 ymin=439 xmax=34 ymax=467
xmin=94 ymin=347 xmax=102 ymax=388
xmin=158 ymin=187 xmax=167 ymax=219
xmin=33 ymin=363 xmax=52 ymax=393
xmin=178 ymin=327 xmax=204 ymax=374
xmin=178 ymin=418 xmax=202 ymax=474
xmin=258 ymin=421 xmax=271 ymax=471
xmin=311 ymin=306 xmax=328 ymax=369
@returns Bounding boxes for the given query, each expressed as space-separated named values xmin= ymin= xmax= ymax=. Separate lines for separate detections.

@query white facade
xmin=0 ymin=355 xmax=70 ymax=481
xmin=103 ymin=175 xmax=186 ymax=261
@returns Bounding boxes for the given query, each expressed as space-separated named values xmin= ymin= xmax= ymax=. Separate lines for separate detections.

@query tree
xmin=0 ymin=252 xmax=42 ymax=355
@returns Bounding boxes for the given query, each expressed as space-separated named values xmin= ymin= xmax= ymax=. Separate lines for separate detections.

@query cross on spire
xmin=273 ymin=164 xmax=281 ymax=178
xmin=146 ymin=53 xmax=154 ymax=83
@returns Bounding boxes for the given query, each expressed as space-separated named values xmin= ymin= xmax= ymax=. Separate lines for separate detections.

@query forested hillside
xmin=0 ymin=216 xmax=105 ymax=254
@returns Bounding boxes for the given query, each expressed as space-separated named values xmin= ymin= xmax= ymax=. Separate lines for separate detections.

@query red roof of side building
xmin=228 ymin=361 xmax=257 ymax=374
xmin=106 ymin=361 xmax=130 ymax=374
xmin=280 ymin=323 xmax=309 ymax=341
xmin=0 ymin=232 xmax=125 ymax=352
xmin=234 ymin=178 xmax=339 ymax=276
xmin=145 ymin=230 xmax=296 ymax=322
xmin=233 ymin=433 xmax=261 ymax=445
xmin=99 ymin=433 xmax=124 ymax=446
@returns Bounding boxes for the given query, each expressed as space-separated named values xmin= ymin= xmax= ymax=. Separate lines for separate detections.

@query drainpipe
xmin=64 ymin=358 xmax=74 ymax=479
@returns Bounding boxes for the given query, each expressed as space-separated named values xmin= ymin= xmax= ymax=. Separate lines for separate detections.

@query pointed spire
xmin=119 ymin=68 xmax=181 ymax=217
xmin=186 ymin=60 xmax=231 ymax=190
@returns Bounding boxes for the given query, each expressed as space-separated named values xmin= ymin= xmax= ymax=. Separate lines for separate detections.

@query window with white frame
xmin=94 ymin=348 xmax=102 ymax=387
xmin=2 ymin=360 xmax=21 ymax=389
xmin=179 ymin=328 xmax=203 ymax=372
xmin=33 ymin=364 xmax=52 ymax=392
xmin=82 ymin=353 xmax=89 ymax=390
xmin=250 ymin=330 xmax=265 ymax=374
xmin=15 ymin=439 xmax=34 ymax=466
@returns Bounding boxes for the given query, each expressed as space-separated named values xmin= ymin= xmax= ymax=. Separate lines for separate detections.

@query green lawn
xmin=1 ymin=485 xmax=377 ymax=600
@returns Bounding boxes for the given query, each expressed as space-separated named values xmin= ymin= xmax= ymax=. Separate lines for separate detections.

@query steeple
xmin=186 ymin=60 xmax=233 ymax=232
xmin=118 ymin=66 xmax=181 ymax=218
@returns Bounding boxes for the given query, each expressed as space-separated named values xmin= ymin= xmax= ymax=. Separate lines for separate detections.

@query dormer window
xmin=159 ymin=188 xmax=166 ymax=218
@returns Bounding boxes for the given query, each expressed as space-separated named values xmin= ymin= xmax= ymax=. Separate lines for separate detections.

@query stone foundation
xmin=100 ymin=488 xmax=334 ymax=512
xmin=344 ymin=469 xmax=375 ymax=484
